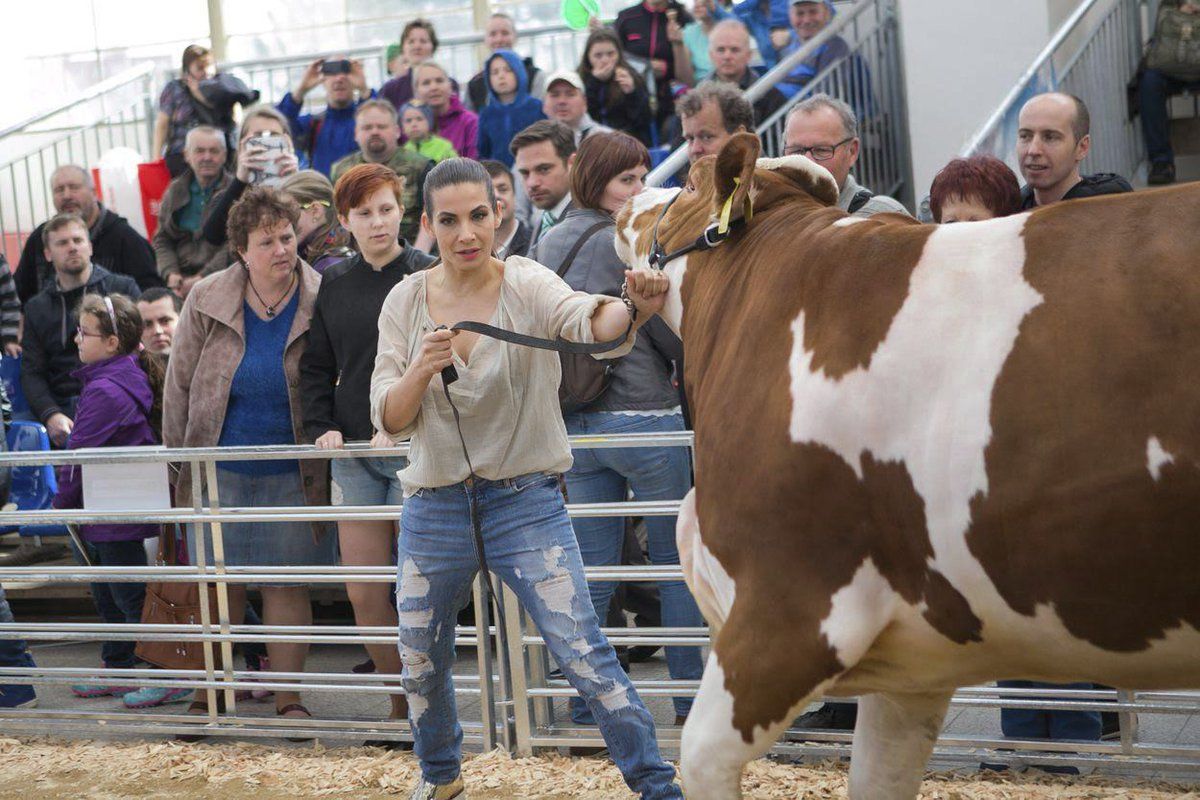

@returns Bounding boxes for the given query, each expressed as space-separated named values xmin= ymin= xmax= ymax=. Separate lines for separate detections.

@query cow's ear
xmin=713 ymin=132 xmax=760 ymax=224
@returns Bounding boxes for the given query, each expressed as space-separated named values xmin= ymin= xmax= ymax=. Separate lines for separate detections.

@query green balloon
xmin=561 ymin=0 xmax=601 ymax=30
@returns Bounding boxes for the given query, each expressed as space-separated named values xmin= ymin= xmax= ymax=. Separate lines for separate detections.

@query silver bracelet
xmin=619 ymin=283 xmax=639 ymax=322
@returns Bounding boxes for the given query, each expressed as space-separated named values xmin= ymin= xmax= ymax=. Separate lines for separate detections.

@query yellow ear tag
xmin=717 ymin=177 xmax=753 ymax=236
xmin=718 ymin=178 xmax=739 ymax=235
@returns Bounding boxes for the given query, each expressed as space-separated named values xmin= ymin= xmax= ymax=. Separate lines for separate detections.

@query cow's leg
xmin=681 ymin=651 xmax=828 ymax=800
xmin=847 ymin=690 xmax=953 ymax=800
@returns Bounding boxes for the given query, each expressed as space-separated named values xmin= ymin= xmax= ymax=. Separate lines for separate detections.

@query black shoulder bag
xmin=554 ymin=220 xmax=618 ymax=413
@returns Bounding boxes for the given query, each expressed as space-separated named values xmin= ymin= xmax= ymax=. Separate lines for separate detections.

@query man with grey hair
xmin=153 ymin=126 xmax=233 ymax=280
xmin=783 ymin=93 xmax=909 ymax=217
xmin=708 ymin=19 xmax=786 ymax=125
xmin=679 ymin=81 xmax=757 ymax=164
xmin=16 ymin=164 xmax=160 ymax=304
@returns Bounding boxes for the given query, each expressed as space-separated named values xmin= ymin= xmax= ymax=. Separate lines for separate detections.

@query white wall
xmin=897 ymin=0 xmax=1059 ymax=197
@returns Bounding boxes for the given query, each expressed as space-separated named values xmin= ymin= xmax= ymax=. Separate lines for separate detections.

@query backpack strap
xmin=555 ymin=220 xmax=612 ymax=278
xmin=847 ymin=187 xmax=875 ymax=214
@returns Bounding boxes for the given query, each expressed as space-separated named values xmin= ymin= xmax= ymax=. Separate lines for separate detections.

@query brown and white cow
xmin=614 ymin=132 xmax=1200 ymax=799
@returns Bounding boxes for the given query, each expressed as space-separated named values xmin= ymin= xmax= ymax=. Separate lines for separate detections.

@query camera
xmin=321 ymin=59 xmax=352 ymax=75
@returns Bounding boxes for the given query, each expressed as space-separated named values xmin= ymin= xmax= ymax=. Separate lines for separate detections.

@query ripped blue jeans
xmin=397 ymin=473 xmax=681 ymax=799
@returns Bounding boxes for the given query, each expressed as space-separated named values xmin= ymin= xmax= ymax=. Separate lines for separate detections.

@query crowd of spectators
xmin=0 ymin=0 xmax=1179 ymax=791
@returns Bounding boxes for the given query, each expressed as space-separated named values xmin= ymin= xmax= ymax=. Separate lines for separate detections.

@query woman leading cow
xmin=370 ymin=158 xmax=683 ymax=800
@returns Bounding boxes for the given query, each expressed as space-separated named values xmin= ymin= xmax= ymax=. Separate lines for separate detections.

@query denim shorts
xmin=331 ymin=455 xmax=406 ymax=507
xmin=187 ymin=467 xmax=337 ymax=584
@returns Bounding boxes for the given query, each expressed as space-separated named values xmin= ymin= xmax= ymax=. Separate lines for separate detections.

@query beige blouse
xmin=369 ymin=256 xmax=636 ymax=495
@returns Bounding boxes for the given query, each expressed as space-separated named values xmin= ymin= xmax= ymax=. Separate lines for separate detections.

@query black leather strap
xmin=447 ymin=319 xmax=632 ymax=355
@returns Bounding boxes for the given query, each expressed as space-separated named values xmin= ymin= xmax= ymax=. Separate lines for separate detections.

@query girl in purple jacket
xmin=52 ymin=294 xmax=183 ymax=707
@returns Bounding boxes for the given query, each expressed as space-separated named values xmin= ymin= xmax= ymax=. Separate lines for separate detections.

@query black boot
xmin=790 ymin=701 xmax=857 ymax=735
xmin=1148 ymin=161 xmax=1176 ymax=185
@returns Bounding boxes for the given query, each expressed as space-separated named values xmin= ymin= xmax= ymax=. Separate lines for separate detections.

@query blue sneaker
xmin=71 ymin=683 xmax=136 ymax=698
xmin=0 ymin=683 xmax=37 ymax=708
xmin=123 ymin=686 xmax=193 ymax=709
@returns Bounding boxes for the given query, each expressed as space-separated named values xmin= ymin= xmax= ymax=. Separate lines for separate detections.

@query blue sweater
xmin=277 ymin=90 xmax=377 ymax=177
xmin=477 ymin=50 xmax=547 ymax=167
xmin=218 ymin=292 xmax=299 ymax=474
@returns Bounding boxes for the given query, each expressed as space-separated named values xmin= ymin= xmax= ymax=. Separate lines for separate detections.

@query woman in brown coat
xmin=164 ymin=186 xmax=334 ymax=725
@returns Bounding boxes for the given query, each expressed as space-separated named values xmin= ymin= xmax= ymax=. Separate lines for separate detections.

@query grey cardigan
xmin=531 ymin=207 xmax=682 ymax=414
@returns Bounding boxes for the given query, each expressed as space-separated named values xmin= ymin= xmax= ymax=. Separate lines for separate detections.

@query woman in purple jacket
xmin=52 ymin=294 xmax=175 ymax=705
xmin=413 ymin=62 xmax=479 ymax=159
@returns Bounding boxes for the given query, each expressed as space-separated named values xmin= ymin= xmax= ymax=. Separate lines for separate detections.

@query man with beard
xmin=20 ymin=213 xmax=140 ymax=445
xmin=331 ymin=99 xmax=431 ymax=244
xmin=16 ymin=165 xmax=160 ymax=305
xmin=511 ymin=120 xmax=575 ymax=249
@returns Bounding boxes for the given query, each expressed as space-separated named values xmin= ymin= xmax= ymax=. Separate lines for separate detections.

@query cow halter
xmin=647 ymin=179 xmax=754 ymax=270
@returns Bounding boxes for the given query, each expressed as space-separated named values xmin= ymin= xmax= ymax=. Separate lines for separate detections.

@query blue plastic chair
xmin=0 ymin=355 xmax=29 ymax=417
xmin=4 ymin=420 xmax=67 ymax=541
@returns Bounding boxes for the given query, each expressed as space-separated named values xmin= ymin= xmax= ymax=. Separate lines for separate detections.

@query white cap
xmin=544 ymin=69 xmax=585 ymax=93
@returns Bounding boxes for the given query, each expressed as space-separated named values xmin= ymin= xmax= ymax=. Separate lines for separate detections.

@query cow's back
xmin=683 ymin=186 xmax=1200 ymax=694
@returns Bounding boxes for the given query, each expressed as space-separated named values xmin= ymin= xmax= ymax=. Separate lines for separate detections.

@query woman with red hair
xmin=299 ymin=163 xmax=435 ymax=740
xmin=928 ymin=155 xmax=1022 ymax=223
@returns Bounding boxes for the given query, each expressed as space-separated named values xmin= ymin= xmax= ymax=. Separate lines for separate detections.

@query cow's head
xmin=614 ymin=132 xmax=840 ymax=336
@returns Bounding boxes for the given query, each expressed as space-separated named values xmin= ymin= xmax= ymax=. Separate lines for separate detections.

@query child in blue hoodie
xmin=477 ymin=49 xmax=546 ymax=166
xmin=53 ymin=294 xmax=188 ymax=709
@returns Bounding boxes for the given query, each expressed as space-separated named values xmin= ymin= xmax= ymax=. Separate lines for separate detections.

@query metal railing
xmin=0 ymin=64 xmax=158 ymax=265
xmin=218 ymin=22 xmax=590 ymax=115
xmin=2 ymin=434 xmax=1200 ymax=772
xmin=647 ymin=0 xmax=911 ymax=208
xmin=962 ymin=0 xmax=1154 ymax=182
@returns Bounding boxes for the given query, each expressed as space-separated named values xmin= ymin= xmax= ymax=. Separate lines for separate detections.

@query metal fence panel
xmin=3 ymin=437 xmax=1200 ymax=773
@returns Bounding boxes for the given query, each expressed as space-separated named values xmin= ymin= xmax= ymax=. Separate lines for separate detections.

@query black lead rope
xmin=435 ymin=319 xmax=634 ymax=635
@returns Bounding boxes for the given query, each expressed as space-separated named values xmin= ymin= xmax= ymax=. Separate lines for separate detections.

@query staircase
xmin=962 ymin=0 xmax=1166 ymax=189
xmin=646 ymin=0 xmax=910 ymax=208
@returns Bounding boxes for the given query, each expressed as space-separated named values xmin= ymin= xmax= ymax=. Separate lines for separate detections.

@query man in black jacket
xmin=16 ymin=165 xmax=160 ymax=305
xmin=20 ymin=213 xmax=141 ymax=446
xmin=1017 ymin=92 xmax=1133 ymax=210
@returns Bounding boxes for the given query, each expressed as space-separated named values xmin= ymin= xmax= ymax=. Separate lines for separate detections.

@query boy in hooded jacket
xmin=477 ymin=50 xmax=547 ymax=167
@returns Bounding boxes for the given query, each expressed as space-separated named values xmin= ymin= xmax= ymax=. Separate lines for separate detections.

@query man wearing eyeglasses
xmin=153 ymin=126 xmax=233 ymax=283
xmin=20 ymin=214 xmax=141 ymax=446
xmin=782 ymin=93 xmax=908 ymax=217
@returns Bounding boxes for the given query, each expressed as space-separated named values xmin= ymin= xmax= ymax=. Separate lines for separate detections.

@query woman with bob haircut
xmin=928 ymin=155 xmax=1023 ymax=223
xmin=532 ymin=130 xmax=703 ymax=730
xmin=164 ymin=186 xmax=334 ymax=729
xmin=370 ymin=157 xmax=683 ymax=800
xmin=300 ymin=163 xmax=436 ymax=739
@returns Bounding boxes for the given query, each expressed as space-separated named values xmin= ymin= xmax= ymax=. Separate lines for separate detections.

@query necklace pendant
xmin=266 ymin=306 xmax=276 ymax=318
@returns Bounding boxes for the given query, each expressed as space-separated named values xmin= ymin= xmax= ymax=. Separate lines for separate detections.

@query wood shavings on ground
xmin=0 ymin=738 xmax=1196 ymax=799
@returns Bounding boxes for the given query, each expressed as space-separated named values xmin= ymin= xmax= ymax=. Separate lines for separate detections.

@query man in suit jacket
xmin=510 ymin=120 xmax=576 ymax=249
